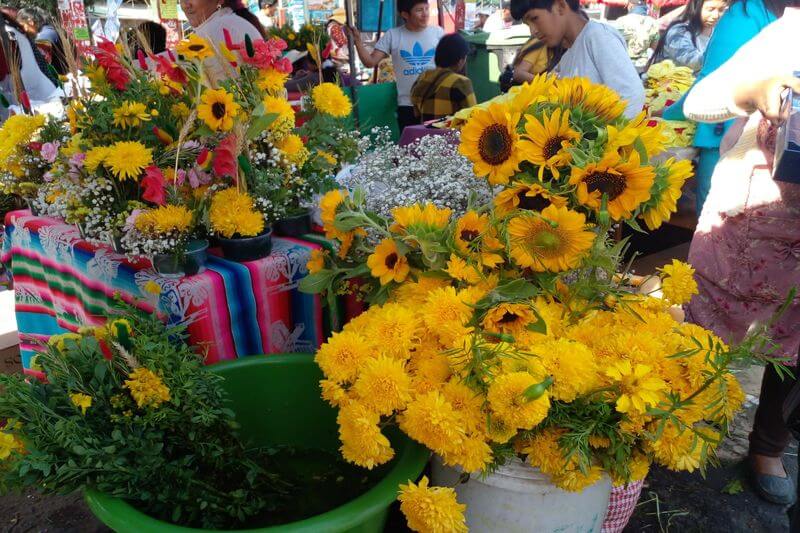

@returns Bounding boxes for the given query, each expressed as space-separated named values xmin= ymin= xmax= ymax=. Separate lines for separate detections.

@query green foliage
xmin=0 ymin=308 xmax=290 ymax=529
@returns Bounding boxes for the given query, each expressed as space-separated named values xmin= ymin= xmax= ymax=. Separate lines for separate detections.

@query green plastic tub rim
xmin=84 ymin=354 xmax=429 ymax=532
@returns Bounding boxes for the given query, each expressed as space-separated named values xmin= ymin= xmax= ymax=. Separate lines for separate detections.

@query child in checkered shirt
xmin=410 ymin=33 xmax=477 ymax=123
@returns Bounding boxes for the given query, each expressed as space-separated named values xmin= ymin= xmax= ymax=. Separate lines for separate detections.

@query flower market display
xmin=302 ymin=74 xmax=775 ymax=532
xmin=644 ymin=60 xmax=697 ymax=151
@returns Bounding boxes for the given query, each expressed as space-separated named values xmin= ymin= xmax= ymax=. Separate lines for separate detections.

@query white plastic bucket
xmin=431 ymin=455 xmax=612 ymax=533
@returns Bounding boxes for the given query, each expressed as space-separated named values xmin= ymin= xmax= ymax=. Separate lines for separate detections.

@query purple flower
xmin=124 ymin=209 xmax=143 ymax=232
xmin=69 ymin=152 xmax=86 ymax=169
xmin=41 ymin=141 xmax=60 ymax=163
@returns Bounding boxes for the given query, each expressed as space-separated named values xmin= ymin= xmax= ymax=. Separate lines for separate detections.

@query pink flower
xmin=41 ymin=141 xmax=60 ymax=163
xmin=141 ymin=166 xmax=166 ymax=206
xmin=124 ymin=209 xmax=143 ymax=232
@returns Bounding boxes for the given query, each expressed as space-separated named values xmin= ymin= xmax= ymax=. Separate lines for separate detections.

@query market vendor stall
xmin=2 ymin=210 xmax=330 ymax=373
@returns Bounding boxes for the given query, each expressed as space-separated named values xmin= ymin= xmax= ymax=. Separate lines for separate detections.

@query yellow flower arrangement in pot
xmin=208 ymin=187 xmax=272 ymax=262
xmin=301 ymin=75 xmax=784 ymax=532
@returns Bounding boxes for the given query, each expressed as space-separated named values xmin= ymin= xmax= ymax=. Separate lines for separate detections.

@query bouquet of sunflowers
xmin=301 ymin=75 xmax=778 ymax=531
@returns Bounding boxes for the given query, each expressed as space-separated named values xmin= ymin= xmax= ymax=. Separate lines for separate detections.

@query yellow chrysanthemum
xmin=531 ymin=338 xmax=601 ymax=402
xmin=399 ymin=391 xmax=465 ymax=453
xmin=337 ymin=402 xmax=395 ymax=469
xmin=507 ymin=205 xmax=595 ymax=272
xmin=519 ymin=107 xmax=580 ymax=179
xmin=112 ymin=101 xmax=151 ymax=129
xmin=361 ymin=303 xmax=420 ymax=360
xmin=134 ymin=205 xmax=194 ymax=235
xmin=493 ymin=182 xmax=568 ymax=217
xmin=176 ymin=33 xmax=214 ymax=60
xmin=276 ymin=133 xmax=309 ymax=167
xmin=262 ymin=95 xmax=296 ymax=135
xmin=105 ymin=141 xmax=153 ymax=181
xmin=391 ymin=203 xmax=452 ymax=234
xmin=197 ymin=88 xmax=240 ymax=132
xmin=641 ymin=158 xmax=693 ymax=230
xmin=257 ymin=67 xmax=290 ymax=94
xmin=320 ymin=378 xmax=351 ymax=407
xmin=316 ymin=329 xmax=373 ymax=383
xmin=171 ymin=102 xmax=190 ymax=120
xmin=351 ymin=356 xmax=412 ymax=415
xmin=307 ymin=248 xmax=325 ymax=274
xmin=421 ymin=286 xmax=473 ymax=346
xmin=487 ymin=371 xmax=550 ymax=431
xmin=83 ymin=146 xmax=111 ymax=174
xmin=658 ymin=259 xmax=698 ymax=305
xmin=398 ymin=476 xmax=467 ymax=533
xmin=459 ymin=103 xmax=523 ymax=185
xmin=606 ymin=360 xmax=666 ymax=414
xmin=209 ymin=188 xmax=265 ymax=238
xmin=366 ymin=238 xmax=410 ymax=285
xmin=69 ymin=392 xmax=93 ymax=415
xmin=569 ymin=150 xmax=655 ymax=221
xmin=482 ymin=302 xmax=536 ymax=338
xmin=311 ymin=82 xmax=353 ymax=118
xmin=124 ymin=367 xmax=171 ymax=408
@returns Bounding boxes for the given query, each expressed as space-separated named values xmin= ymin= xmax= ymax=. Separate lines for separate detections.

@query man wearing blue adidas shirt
xmin=347 ymin=0 xmax=444 ymax=132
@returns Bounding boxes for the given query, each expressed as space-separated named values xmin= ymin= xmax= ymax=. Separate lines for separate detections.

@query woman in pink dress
xmin=683 ymin=7 xmax=800 ymax=505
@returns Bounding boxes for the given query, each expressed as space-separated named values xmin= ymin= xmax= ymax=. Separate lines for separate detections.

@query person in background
xmin=346 ymin=0 xmax=444 ymax=133
xmin=256 ymin=0 xmax=278 ymax=29
xmin=473 ymin=6 xmax=492 ymax=30
xmin=16 ymin=7 xmax=65 ymax=76
xmin=483 ymin=1 xmax=515 ymax=31
xmin=647 ymin=0 xmax=728 ymax=73
xmin=410 ymin=33 xmax=477 ymax=122
xmin=499 ymin=9 xmax=561 ymax=91
xmin=510 ymin=0 xmax=645 ymax=118
xmin=136 ymin=20 xmax=168 ymax=55
xmin=612 ymin=0 xmax=660 ymax=71
xmin=681 ymin=3 xmax=800 ymax=508
xmin=326 ymin=9 xmax=350 ymax=66
xmin=663 ymin=0 xmax=790 ymax=215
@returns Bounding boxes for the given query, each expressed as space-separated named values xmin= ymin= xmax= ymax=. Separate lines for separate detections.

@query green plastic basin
xmin=84 ymin=354 xmax=428 ymax=532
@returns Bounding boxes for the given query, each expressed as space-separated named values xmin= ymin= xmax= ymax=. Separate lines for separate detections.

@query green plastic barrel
xmin=84 ymin=354 xmax=429 ymax=532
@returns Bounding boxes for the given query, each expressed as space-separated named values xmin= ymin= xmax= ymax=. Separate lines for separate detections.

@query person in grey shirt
xmin=511 ymin=0 xmax=645 ymax=118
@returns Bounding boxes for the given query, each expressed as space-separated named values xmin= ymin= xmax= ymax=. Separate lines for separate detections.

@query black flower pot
xmin=26 ymin=199 xmax=40 ymax=216
xmin=218 ymin=227 xmax=273 ymax=262
xmin=151 ymin=239 xmax=209 ymax=277
xmin=273 ymin=210 xmax=311 ymax=237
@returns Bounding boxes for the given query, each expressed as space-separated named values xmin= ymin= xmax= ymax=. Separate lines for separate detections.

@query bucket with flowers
xmin=209 ymin=186 xmax=274 ymax=262
xmin=300 ymin=74 xmax=780 ymax=531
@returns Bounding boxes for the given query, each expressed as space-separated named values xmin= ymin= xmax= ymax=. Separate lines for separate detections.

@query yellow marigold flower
xmin=482 ymin=302 xmax=536 ymax=338
xmin=519 ymin=427 xmax=565 ymax=475
xmin=275 ymin=133 xmax=309 ymax=167
xmin=316 ymin=329 xmax=373 ymax=383
xmin=612 ymin=451 xmax=651 ymax=486
xmin=171 ymin=102 xmax=190 ymax=120
xmin=209 ymin=188 xmax=265 ymax=238
xmin=311 ymin=82 xmax=353 ymax=118
xmin=408 ymin=350 xmax=452 ymax=394
xmin=262 ymin=95 xmax=296 ymax=135
xmin=112 ymin=101 xmax=151 ymax=129
xmin=554 ymin=464 xmax=605 ymax=492
xmin=606 ymin=360 xmax=666 ymax=414
xmin=176 ymin=33 xmax=214 ymax=60
xmin=398 ymin=476 xmax=467 ymax=533
xmin=198 ymin=88 xmax=240 ymax=132
xmin=367 ymin=238 xmax=410 ymax=285
xmin=487 ymin=371 xmax=550 ymax=431
xmin=507 ymin=205 xmax=595 ymax=272
xmin=352 ymin=355 xmax=412 ymax=415
xmin=337 ymin=402 xmax=395 ymax=469
xmin=391 ymin=276 xmax=450 ymax=307
xmin=106 ymin=141 xmax=153 ymax=181
xmin=441 ymin=379 xmax=485 ymax=434
xmin=69 ymin=392 xmax=93 ymax=415
xmin=48 ymin=332 xmax=83 ymax=352
xmin=399 ymin=391 xmax=465 ymax=454
xmin=134 ymin=205 xmax=194 ymax=235
xmin=0 ymin=431 xmax=24 ymax=460
xmin=421 ymin=286 xmax=472 ymax=347
xmin=445 ymin=254 xmax=482 ymax=284
xmin=649 ymin=421 xmax=718 ymax=473
xmin=361 ymin=303 xmax=420 ymax=360
xmin=442 ymin=434 xmax=493 ymax=473
xmin=143 ymin=280 xmax=162 ymax=295
xmin=124 ymin=367 xmax=171 ymax=408
xmin=257 ymin=67 xmax=290 ymax=94
xmin=658 ymin=259 xmax=698 ymax=305
xmin=307 ymin=248 xmax=325 ymax=274
xmin=531 ymin=338 xmax=601 ymax=402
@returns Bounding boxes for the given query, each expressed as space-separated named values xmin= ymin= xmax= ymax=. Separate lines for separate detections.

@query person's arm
xmin=683 ymin=18 xmax=796 ymax=123
xmin=590 ymin=25 xmax=645 ymax=118
xmin=662 ymin=25 xmax=704 ymax=72
xmin=344 ymin=25 xmax=387 ymax=69
xmin=513 ymin=46 xmax=547 ymax=83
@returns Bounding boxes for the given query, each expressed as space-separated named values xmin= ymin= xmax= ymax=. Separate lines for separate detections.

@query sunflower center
xmin=460 ymin=229 xmax=480 ymax=243
xmin=517 ymin=191 xmax=550 ymax=212
xmin=532 ymin=228 xmax=562 ymax=252
xmin=498 ymin=311 xmax=519 ymax=324
xmin=188 ymin=44 xmax=206 ymax=51
xmin=385 ymin=252 xmax=399 ymax=270
xmin=211 ymin=102 xmax=227 ymax=120
xmin=584 ymin=170 xmax=626 ymax=201
xmin=543 ymin=136 xmax=567 ymax=160
xmin=478 ymin=124 xmax=513 ymax=165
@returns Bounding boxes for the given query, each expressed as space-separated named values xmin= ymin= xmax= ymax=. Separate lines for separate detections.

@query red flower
xmin=104 ymin=65 xmax=130 ymax=90
xmin=152 ymin=54 xmax=188 ymax=84
xmin=95 ymin=39 xmax=130 ymax=90
xmin=196 ymin=147 xmax=211 ymax=169
xmin=27 ymin=141 xmax=42 ymax=152
xmin=322 ymin=40 xmax=333 ymax=60
xmin=141 ymin=166 xmax=166 ymax=205
xmin=213 ymin=135 xmax=238 ymax=179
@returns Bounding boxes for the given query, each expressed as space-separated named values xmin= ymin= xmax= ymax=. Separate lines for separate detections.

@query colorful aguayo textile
xmin=1 ymin=211 xmax=327 ymax=374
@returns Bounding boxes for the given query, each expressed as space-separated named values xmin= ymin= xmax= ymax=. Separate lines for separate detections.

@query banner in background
xmin=58 ymin=0 xmax=92 ymax=54
xmin=158 ymin=0 xmax=182 ymax=49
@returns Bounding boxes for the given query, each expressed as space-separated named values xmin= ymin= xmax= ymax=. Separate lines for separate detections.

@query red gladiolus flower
xmin=141 ymin=166 xmax=166 ymax=205
xmin=196 ymin=147 xmax=211 ymax=169
xmin=152 ymin=54 xmax=188 ymax=84
xmin=213 ymin=135 xmax=238 ymax=179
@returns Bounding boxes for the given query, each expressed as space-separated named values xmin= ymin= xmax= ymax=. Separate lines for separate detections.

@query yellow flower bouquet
xmin=301 ymin=76 xmax=783 ymax=531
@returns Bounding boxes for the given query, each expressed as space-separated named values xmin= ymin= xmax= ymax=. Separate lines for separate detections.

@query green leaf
xmin=246 ymin=112 xmax=278 ymax=140
xmin=343 ymin=263 xmax=370 ymax=280
xmin=476 ymin=279 xmax=539 ymax=309
xmin=722 ymin=478 xmax=744 ymax=495
xmin=633 ymin=136 xmax=649 ymax=165
xmin=298 ymin=270 xmax=336 ymax=294
xmin=72 ymin=445 xmax=87 ymax=455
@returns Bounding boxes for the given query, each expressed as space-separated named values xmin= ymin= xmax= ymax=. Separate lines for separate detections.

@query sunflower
xmin=509 ymin=73 xmax=557 ymax=114
xmin=453 ymin=211 xmax=504 ymax=268
xmin=606 ymin=112 xmax=665 ymax=159
xmin=493 ymin=182 xmax=568 ymax=217
xmin=105 ymin=141 xmax=153 ymax=180
xmin=257 ymin=67 xmax=290 ymax=94
xmin=641 ymin=158 xmax=693 ymax=230
xmin=519 ymin=107 xmax=580 ymax=179
xmin=548 ymin=77 xmax=626 ymax=122
xmin=482 ymin=302 xmax=536 ymax=337
xmin=311 ymin=82 xmax=353 ymax=118
xmin=176 ymin=34 xmax=214 ymax=60
xmin=507 ymin=205 xmax=595 ymax=272
xmin=366 ymin=238 xmax=410 ymax=285
xmin=112 ymin=101 xmax=151 ymax=129
xmin=391 ymin=203 xmax=452 ymax=234
xmin=459 ymin=103 xmax=523 ymax=185
xmin=197 ymin=88 xmax=240 ymax=132
xmin=569 ymin=150 xmax=655 ymax=221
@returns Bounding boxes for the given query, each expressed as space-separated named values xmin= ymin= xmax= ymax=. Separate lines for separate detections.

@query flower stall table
xmin=1 ymin=210 xmax=329 ymax=374
xmin=398 ymin=124 xmax=457 ymax=147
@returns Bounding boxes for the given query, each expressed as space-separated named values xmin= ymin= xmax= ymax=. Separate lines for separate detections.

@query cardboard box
xmin=0 ymin=344 xmax=21 ymax=374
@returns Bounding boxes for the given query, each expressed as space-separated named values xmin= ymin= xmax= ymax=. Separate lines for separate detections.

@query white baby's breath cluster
xmin=339 ymin=130 xmax=493 ymax=219
xmin=120 ymin=225 xmax=186 ymax=258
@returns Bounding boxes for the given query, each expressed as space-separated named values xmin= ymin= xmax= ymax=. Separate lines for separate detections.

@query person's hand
xmin=734 ymin=76 xmax=800 ymax=124
xmin=344 ymin=25 xmax=361 ymax=43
